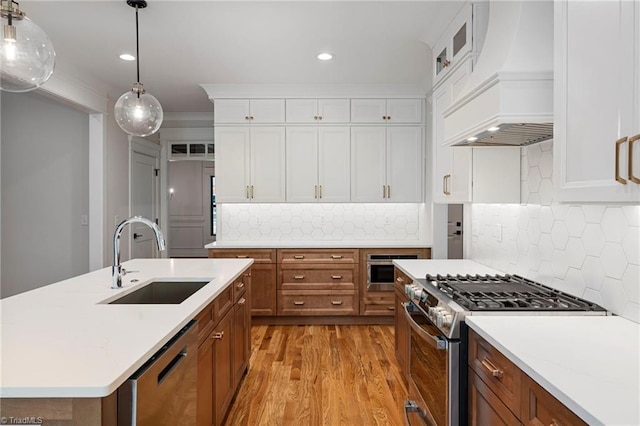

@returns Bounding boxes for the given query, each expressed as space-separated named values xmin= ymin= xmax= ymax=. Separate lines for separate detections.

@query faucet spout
xmin=112 ymin=216 xmax=166 ymax=289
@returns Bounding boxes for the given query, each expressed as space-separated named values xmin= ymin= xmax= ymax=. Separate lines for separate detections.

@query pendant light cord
xmin=135 ymin=5 xmax=140 ymax=96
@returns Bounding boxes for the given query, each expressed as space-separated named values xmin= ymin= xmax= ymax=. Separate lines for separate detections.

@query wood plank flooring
xmin=224 ymin=324 xmax=408 ymax=426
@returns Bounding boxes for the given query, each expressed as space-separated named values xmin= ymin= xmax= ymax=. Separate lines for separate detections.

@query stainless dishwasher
xmin=118 ymin=320 xmax=198 ymax=425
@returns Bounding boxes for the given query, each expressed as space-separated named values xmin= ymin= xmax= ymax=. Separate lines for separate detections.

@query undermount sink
xmin=108 ymin=280 xmax=210 ymax=305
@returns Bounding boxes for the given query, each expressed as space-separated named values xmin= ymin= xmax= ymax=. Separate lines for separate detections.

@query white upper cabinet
xmin=554 ymin=0 xmax=640 ymax=202
xmin=214 ymin=99 xmax=285 ymax=124
xmin=351 ymin=126 xmax=422 ymax=202
xmin=215 ymin=126 xmax=285 ymax=202
xmin=350 ymin=98 xmax=423 ymax=124
xmin=286 ymin=127 xmax=350 ymax=202
xmin=286 ymin=99 xmax=350 ymax=123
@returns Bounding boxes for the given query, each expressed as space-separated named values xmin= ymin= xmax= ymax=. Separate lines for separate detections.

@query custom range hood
xmin=444 ymin=1 xmax=554 ymax=147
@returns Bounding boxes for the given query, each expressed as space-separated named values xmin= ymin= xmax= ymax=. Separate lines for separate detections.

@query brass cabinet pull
xmin=212 ymin=331 xmax=224 ymax=340
xmin=244 ymin=116 xmax=250 ymax=120
xmin=443 ymin=174 xmax=452 ymax=195
xmin=387 ymin=185 xmax=391 ymax=198
xmin=550 ymin=419 xmax=560 ymax=426
xmin=315 ymin=185 xmax=318 ymax=198
xmin=293 ymin=255 xmax=305 ymax=259
xmin=246 ymin=186 xmax=250 ymax=199
xmin=238 ymin=297 xmax=246 ymax=305
xmin=629 ymin=134 xmax=640 ymax=183
xmin=251 ymin=185 xmax=255 ymax=198
xmin=293 ymin=275 xmax=305 ymax=280
xmin=331 ymin=275 xmax=343 ymax=279
xmin=250 ymin=116 xmax=254 ymax=120
xmin=396 ymin=277 xmax=404 ymax=283
xmin=236 ymin=282 xmax=245 ymax=289
xmin=481 ymin=358 xmax=503 ymax=379
xmin=442 ymin=59 xmax=451 ymax=68
xmin=383 ymin=185 xmax=387 ymax=198
xmin=331 ymin=301 xmax=343 ymax=305
xmin=319 ymin=185 xmax=323 ymax=198
xmin=331 ymin=255 xmax=343 ymax=259
xmin=318 ymin=116 xmax=323 ymax=120
xmin=388 ymin=306 xmax=395 ymax=311
xmin=293 ymin=301 xmax=305 ymax=305
xmin=314 ymin=115 xmax=318 ymax=120
xmin=236 ymin=255 xmax=248 ymax=258
xmin=615 ymin=137 xmax=628 ymax=184
xmin=382 ymin=116 xmax=386 ymax=121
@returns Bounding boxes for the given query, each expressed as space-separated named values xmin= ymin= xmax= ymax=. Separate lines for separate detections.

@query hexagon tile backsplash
xmin=218 ymin=203 xmax=424 ymax=242
xmin=470 ymin=140 xmax=640 ymax=323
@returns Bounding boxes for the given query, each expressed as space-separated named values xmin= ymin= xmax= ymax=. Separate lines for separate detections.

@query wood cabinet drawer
xmin=362 ymin=296 xmax=395 ymax=316
xmin=209 ymin=248 xmax=276 ymax=264
xmin=469 ymin=369 xmax=521 ymax=426
xmin=394 ymin=268 xmax=412 ymax=292
xmin=214 ymin=285 xmax=234 ymax=323
xmin=278 ymin=248 xmax=359 ymax=264
xmin=521 ymin=373 xmax=587 ymax=426
xmin=277 ymin=291 xmax=358 ymax=315
xmin=280 ymin=268 xmax=356 ymax=290
xmin=469 ymin=330 xmax=522 ymax=418
xmin=232 ymin=275 xmax=248 ymax=302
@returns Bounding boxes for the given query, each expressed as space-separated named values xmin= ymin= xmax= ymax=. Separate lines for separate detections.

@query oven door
xmin=403 ymin=302 xmax=459 ymax=426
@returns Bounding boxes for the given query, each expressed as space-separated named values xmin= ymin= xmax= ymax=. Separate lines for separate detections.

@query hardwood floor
xmin=223 ymin=325 xmax=409 ymax=426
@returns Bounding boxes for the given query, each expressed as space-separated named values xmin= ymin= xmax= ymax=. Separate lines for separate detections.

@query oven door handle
xmin=404 ymin=400 xmax=433 ymax=426
xmin=403 ymin=302 xmax=448 ymax=350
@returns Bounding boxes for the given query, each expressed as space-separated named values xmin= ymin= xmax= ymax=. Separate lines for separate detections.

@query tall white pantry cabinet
xmin=554 ymin=0 xmax=640 ymax=203
xmin=212 ymin=94 xmax=424 ymax=204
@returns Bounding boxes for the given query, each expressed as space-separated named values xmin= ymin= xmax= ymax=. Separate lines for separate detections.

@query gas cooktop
xmin=425 ymin=274 xmax=606 ymax=312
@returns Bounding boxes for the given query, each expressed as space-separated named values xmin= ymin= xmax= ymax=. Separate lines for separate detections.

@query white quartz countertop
xmin=392 ymin=259 xmax=502 ymax=284
xmin=206 ymin=240 xmax=431 ymax=249
xmin=466 ymin=316 xmax=640 ymax=426
xmin=0 ymin=258 xmax=252 ymax=398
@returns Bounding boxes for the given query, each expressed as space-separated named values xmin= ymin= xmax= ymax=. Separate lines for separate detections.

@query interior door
xmin=131 ymin=150 xmax=159 ymax=259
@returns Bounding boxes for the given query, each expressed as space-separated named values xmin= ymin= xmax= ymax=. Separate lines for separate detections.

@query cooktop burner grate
xmin=425 ymin=274 xmax=605 ymax=312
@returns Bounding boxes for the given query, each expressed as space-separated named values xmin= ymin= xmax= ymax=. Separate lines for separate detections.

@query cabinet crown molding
xmin=200 ymin=84 xmax=427 ymax=99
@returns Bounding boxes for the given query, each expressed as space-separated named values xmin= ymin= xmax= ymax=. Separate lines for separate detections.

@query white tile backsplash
xmin=470 ymin=140 xmax=640 ymax=322
xmin=218 ymin=203 xmax=424 ymax=241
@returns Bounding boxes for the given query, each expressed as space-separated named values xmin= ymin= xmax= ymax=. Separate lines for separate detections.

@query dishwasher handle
xmin=404 ymin=400 xmax=433 ymax=426
xmin=157 ymin=346 xmax=187 ymax=385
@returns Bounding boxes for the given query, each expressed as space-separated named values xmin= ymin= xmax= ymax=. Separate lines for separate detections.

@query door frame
xmin=129 ymin=137 xmax=164 ymax=258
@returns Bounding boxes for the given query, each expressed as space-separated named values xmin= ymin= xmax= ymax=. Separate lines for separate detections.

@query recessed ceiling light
xmin=488 ymin=126 xmax=500 ymax=132
xmin=467 ymin=136 xmax=478 ymax=142
xmin=119 ymin=53 xmax=135 ymax=61
xmin=317 ymin=53 xmax=333 ymax=61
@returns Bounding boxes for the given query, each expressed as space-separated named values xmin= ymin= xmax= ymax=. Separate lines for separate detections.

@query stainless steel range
xmin=401 ymin=273 xmax=606 ymax=426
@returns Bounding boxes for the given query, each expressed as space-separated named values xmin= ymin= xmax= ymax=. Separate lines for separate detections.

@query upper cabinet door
xmin=317 ymin=99 xmax=350 ymax=123
xmin=286 ymin=99 xmax=318 ymax=123
xmin=386 ymin=126 xmax=423 ymax=202
xmin=350 ymin=127 xmax=387 ymax=201
xmin=555 ymin=0 xmax=640 ymax=202
xmin=286 ymin=127 xmax=319 ymax=202
xmin=250 ymin=127 xmax=286 ymax=202
xmin=318 ymin=127 xmax=351 ymax=202
xmin=385 ymin=99 xmax=423 ymax=124
xmin=350 ymin=99 xmax=387 ymax=123
xmin=214 ymin=127 xmax=251 ymax=202
xmin=214 ymin=99 xmax=251 ymax=124
xmin=249 ymin=99 xmax=285 ymax=123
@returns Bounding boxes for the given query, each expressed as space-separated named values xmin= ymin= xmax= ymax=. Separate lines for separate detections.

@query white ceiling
xmin=26 ymin=1 xmax=465 ymax=113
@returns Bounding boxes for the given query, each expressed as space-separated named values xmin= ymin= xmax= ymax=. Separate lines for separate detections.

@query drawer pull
xmin=212 ymin=332 xmax=225 ymax=340
xmin=388 ymin=306 xmax=395 ymax=311
xmin=236 ymin=255 xmax=248 ymax=258
xmin=481 ymin=358 xmax=503 ymax=379
xmin=331 ymin=275 xmax=343 ymax=279
xmin=396 ymin=277 xmax=404 ymax=283
xmin=331 ymin=255 xmax=343 ymax=259
xmin=293 ymin=275 xmax=305 ymax=280
xmin=238 ymin=297 xmax=246 ymax=305
xmin=331 ymin=301 xmax=343 ymax=305
xmin=550 ymin=419 xmax=560 ymax=426
xmin=293 ymin=301 xmax=305 ymax=305
xmin=293 ymin=255 xmax=305 ymax=260
xmin=236 ymin=282 xmax=245 ymax=289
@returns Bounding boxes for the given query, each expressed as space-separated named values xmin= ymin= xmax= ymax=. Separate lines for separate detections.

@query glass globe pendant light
xmin=0 ymin=0 xmax=56 ymax=92
xmin=114 ymin=0 xmax=163 ymax=137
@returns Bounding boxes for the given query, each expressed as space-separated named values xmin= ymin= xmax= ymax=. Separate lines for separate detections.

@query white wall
xmin=469 ymin=140 xmax=640 ymax=323
xmin=1 ymin=92 xmax=90 ymax=297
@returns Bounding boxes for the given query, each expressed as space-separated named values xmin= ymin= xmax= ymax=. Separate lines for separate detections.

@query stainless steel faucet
xmin=112 ymin=216 xmax=166 ymax=289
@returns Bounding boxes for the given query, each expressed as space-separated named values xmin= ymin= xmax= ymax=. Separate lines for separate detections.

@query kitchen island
xmin=0 ymin=258 xmax=252 ymax=422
